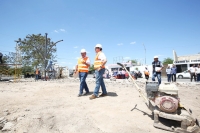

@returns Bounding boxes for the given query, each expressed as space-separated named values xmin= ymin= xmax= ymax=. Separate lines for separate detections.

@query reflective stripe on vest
xmin=78 ymin=57 xmax=89 ymax=72
xmin=94 ymin=52 xmax=105 ymax=69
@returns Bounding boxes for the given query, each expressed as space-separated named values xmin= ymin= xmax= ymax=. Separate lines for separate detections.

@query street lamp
xmin=44 ymin=33 xmax=63 ymax=80
xmin=142 ymin=43 xmax=146 ymax=65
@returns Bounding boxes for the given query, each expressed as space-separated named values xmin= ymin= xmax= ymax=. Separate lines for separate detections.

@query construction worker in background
xmin=89 ymin=44 xmax=107 ymax=100
xmin=144 ymin=66 xmax=150 ymax=80
xmin=35 ymin=68 xmax=40 ymax=81
xmin=0 ymin=52 xmax=3 ymax=64
xmin=75 ymin=49 xmax=90 ymax=97
xmin=152 ymin=56 xmax=164 ymax=84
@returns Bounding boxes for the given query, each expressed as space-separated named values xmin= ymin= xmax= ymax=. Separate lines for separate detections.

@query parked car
xmin=176 ymin=70 xmax=190 ymax=79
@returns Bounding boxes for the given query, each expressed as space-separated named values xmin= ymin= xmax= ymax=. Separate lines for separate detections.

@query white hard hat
xmin=80 ymin=49 xmax=86 ymax=53
xmin=95 ymin=44 xmax=102 ymax=48
xmin=154 ymin=56 xmax=158 ymax=58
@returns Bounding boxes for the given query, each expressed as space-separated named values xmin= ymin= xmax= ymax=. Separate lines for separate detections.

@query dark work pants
xmin=167 ymin=74 xmax=171 ymax=82
xmin=145 ymin=74 xmax=149 ymax=80
xmin=0 ymin=56 xmax=2 ymax=64
xmin=197 ymin=74 xmax=200 ymax=82
xmin=171 ymin=74 xmax=176 ymax=82
xmin=190 ymin=73 xmax=196 ymax=82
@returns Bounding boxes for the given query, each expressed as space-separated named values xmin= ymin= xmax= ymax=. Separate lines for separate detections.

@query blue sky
xmin=0 ymin=0 xmax=200 ymax=68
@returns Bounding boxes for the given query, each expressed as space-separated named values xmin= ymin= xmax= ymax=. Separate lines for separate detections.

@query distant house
xmin=173 ymin=50 xmax=200 ymax=73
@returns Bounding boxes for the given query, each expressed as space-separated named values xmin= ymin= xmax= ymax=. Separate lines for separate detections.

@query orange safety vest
xmin=78 ymin=57 xmax=89 ymax=73
xmin=94 ymin=52 xmax=105 ymax=69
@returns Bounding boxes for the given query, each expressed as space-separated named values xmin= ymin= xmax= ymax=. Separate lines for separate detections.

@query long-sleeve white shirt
xmin=166 ymin=68 xmax=171 ymax=74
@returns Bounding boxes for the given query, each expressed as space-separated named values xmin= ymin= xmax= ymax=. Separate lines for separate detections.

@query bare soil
xmin=0 ymin=79 xmax=199 ymax=133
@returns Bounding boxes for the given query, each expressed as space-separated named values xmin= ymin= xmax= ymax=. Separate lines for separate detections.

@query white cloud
xmin=124 ymin=57 xmax=130 ymax=60
xmin=75 ymin=57 xmax=79 ymax=60
xmin=54 ymin=30 xmax=58 ymax=33
xmin=60 ymin=29 xmax=66 ymax=32
xmin=117 ymin=43 xmax=123 ymax=46
xmin=130 ymin=42 xmax=136 ymax=45
xmin=74 ymin=46 xmax=78 ymax=48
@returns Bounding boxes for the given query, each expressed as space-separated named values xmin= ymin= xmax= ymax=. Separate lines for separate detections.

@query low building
xmin=173 ymin=50 xmax=200 ymax=73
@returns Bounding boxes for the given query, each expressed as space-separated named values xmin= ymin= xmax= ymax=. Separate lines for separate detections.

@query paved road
xmin=87 ymin=74 xmax=193 ymax=83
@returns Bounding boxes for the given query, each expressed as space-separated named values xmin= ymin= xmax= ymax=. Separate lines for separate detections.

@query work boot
xmin=99 ymin=93 xmax=107 ymax=97
xmin=89 ymin=94 xmax=96 ymax=100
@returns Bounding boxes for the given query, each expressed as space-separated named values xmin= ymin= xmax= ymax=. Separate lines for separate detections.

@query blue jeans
xmin=197 ymin=74 xmax=200 ymax=82
xmin=152 ymin=72 xmax=162 ymax=84
xmin=35 ymin=74 xmax=39 ymax=81
xmin=93 ymin=68 xmax=107 ymax=97
xmin=79 ymin=72 xmax=89 ymax=94
xmin=167 ymin=74 xmax=171 ymax=82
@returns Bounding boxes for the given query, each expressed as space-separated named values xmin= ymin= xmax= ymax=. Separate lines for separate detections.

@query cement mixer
xmin=117 ymin=63 xmax=200 ymax=133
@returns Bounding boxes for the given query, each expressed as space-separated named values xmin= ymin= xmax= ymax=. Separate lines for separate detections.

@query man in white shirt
xmin=75 ymin=49 xmax=90 ymax=96
xmin=89 ymin=44 xmax=107 ymax=99
xmin=188 ymin=64 xmax=197 ymax=82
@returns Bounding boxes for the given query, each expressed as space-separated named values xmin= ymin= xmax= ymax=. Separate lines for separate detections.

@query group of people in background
xmin=112 ymin=68 xmax=128 ymax=79
xmin=166 ymin=64 xmax=200 ymax=82
xmin=166 ymin=64 xmax=177 ymax=82
xmin=188 ymin=64 xmax=200 ymax=82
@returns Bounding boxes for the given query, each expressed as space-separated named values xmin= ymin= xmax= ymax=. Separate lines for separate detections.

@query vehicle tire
xmin=178 ymin=75 xmax=183 ymax=79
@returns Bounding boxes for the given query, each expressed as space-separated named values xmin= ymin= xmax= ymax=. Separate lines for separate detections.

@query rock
xmin=17 ymin=117 xmax=24 ymax=122
xmin=25 ymin=109 xmax=30 ymax=111
xmin=3 ymin=112 xmax=10 ymax=116
xmin=2 ymin=122 xmax=14 ymax=131
xmin=0 ymin=123 xmax=4 ymax=130
xmin=0 ymin=117 xmax=5 ymax=122
xmin=0 ymin=117 xmax=7 ymax=124
xmin=3 ymin=109 xmax=9 ymax=112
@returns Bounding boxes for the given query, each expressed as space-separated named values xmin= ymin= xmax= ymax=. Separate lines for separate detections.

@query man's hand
xmin=157 ymin=69 xmax=161 ymax=72
xmin=97 ymin=65 xmax=103 ymax=71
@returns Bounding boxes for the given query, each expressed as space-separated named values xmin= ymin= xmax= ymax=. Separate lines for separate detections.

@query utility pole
xmin=45 ymin=33 xmax=48 ymax=81
xmin=142 ymin=43 xmax=146 ymax=65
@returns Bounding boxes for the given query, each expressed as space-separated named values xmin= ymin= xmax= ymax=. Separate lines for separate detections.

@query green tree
xmin=127 ymin=59 xmax=137 ymax=64
xmin=89 ymin=64 xmax=95 ymax=74
xmin=17 ymin=34 xmax=58 ymax=67
xmin=21 ymin=66 xmax=34 ymax=75
xmin=162 ymin=57 xmax=173 ymax=65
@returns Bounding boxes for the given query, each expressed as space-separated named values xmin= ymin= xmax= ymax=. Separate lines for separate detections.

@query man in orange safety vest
xmin=75 ymin=49 xmax=90 ymax=97
xmin=89 ymin=44 xmax=107 ymax=100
